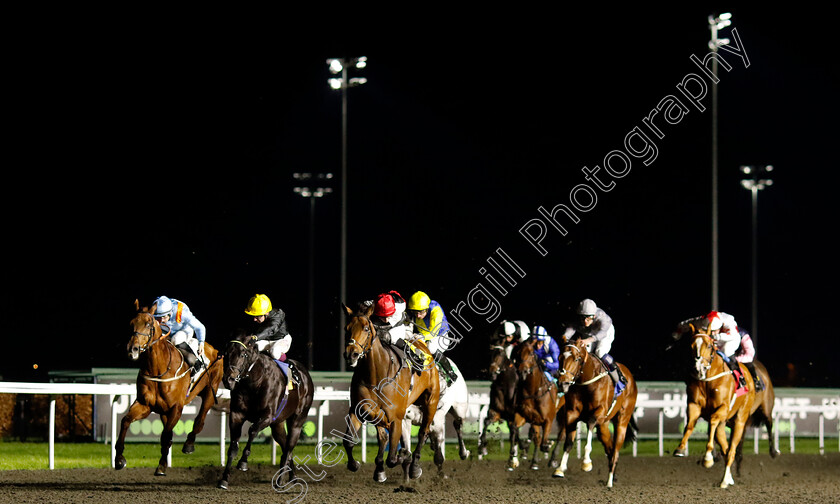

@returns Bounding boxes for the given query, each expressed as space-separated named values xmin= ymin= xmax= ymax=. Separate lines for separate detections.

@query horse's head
xmin=127 ymin=300 xmax=164 ymax=360
xmin=223 ymin=332 xmax=257 ymax=390
xmin=343 ymin=302 xmax=376 ymax=368
xmin=558 ymin=338 xmax=588 ymax=394
xmin=512 ymin=338 xmax=539 ymax=382
xmin=487 ymin=344 xmax=510 ymax=380
xmin=690 ymin=333 xmax=716 ymax=380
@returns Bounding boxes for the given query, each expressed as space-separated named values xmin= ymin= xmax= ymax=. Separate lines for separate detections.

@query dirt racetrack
xmin=1 ymin=453 xmax=838 ymax=504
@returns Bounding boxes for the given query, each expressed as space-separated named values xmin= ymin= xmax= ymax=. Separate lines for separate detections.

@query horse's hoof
xmin=218 ymin=480 xmax=229 ymax=490
xmin=237 ymin=461 xmax=249 ymax=472
xmin=581 ymin=461 xmax=593 ymax=472
xmin=552 ymin=468 xmax=565 ymax=478
xmin=154 ymin=467 xmax=166 ymax=477
xmin=374 ymin=471 xmax=387 ymax=483
xmin=114 ymin=457 xmax=126 ymax=470
xmin=530 ymin=463 xmax=540 ymax=470
xmin=409 ymin=463 xmax=422 ymax=479
xmin=770 ymin=448 xmax=780 ymax=458
xmin=182 ymin=443 xmax=195 ymax=454
xmin=347 ymin=460 xmax=360 ymax=472
xmin=703 ymin=457 xmax=715 ymax=469
xmin=672 ymin=448 xmax=688 ymax=457
xmin=460 ymin=449 xmax=470 ymax=460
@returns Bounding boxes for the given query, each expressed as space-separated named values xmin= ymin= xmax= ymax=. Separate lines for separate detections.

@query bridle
xmin=226 ymin=339 xmax=257 ymax=384
xmin=131 ymin=317 xmax=168 ymax=353
xmin=130 ymin=315 xmax=184 ymax=381
xmin=515 ymin=342 xmax=553 ymax=400
xmin=346 ymin=315 xmax=375 ymax=359
xmin=692 ymin=334 xmax=729 ymax=381
xmin=558 ymin=342 xmax=586 ymax=385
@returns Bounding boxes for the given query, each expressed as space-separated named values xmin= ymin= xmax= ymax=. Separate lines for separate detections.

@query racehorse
xmin=401 ymin=355 xmax=471 ymax=474
xmin=511 ymin=337 xmax=565 ymax=471
xmin=218 ymin=331 xmax=314 ymax=490
xmin=477 ymin=344 xmax=528 ymax=468
xmin=554 ymin=338 xmax=638 ymax=488
xmin=672 ymin=333 xmax=756 ymax=488
xmin=341 ymin=302 xmax=440 ymax=483
xmin=116 ymin=300 xmax=224 ymax=475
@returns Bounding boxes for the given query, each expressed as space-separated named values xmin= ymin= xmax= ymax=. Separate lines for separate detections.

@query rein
xmin=560 ymin=343 xmax=607 ymax=387
xmin=132 ymin=319 xmax=188 ymax=382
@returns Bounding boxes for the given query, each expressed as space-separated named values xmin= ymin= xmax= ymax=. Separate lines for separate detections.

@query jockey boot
xmin=175 ymin=342 xmax=200 ymax=375
xmin=602 ymin=354 xmax=625 ymax=395
xmin=434 ymin=350 xmax=458 ymax=385
xmin=395 ymin=339 xmax=426 ymax=373
xmin=726 ymin=357 xmax=747 ymax=390
xmin=744 ymin=361 xmax=762 ymax=391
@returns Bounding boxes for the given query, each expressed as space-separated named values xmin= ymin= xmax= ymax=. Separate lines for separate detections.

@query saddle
xmin=273 ymin=359 xmax=300 ymax=391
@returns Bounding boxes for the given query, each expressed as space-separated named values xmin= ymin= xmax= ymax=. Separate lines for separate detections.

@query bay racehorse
xmin=511 ymin=337 xmax=565 ymax=471
xmin=554 ymin=338 xmax=638 ymax=488
xmin=218 ymin=331 xmax=314 ymax=490
xmin=342 ymin=302 xmax=440 ymax=483
xmin=477 ymin=344 xmax=527 ymax=468
xmin=401 ymin=355 xmax=471 ymax=474
xmin=116 ymin=300 xmax=224 ymax=475
xmin=673 ymin=333 xmax=756 ymax=488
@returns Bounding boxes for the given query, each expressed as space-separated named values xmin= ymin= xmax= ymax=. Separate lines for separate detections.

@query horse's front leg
xmin=720 ymin=410 xmax=751 ymax=488
xmin=553 ymin=412 xmax=579 ymax=478
xmin=478 ymin=408 xmax=500 ymax=459
xmin=408 ymin=394 xmax=436 ymax=481
xmin=342 ymin=412 xmax=363 ymax=472
xmin=218 ymin=411 xmax=245 ymax=489
xmin=674 ymin=402 xmax=701 ymax=457
xmin=156 ymin=405 xmax=182 ymax=476
xmin=704 ymin=406 xmax=729 ymax=468
xmin=528 ymin=423 xmax=543 ymax=470
xmin=449 ymin=408 xmax=470 ymax=460
xmin=507 ymin=415 xmax=525 ymax=471
xmin=548 ymin=408 xmax=566 ymax=468
xmin=372 ymin=424 xmax=389 ymax=483
xmin=114 ymin=400 xmax=151 ymax=470
xmin=582 ymin=421 xmax=595 ymax=472
xmin=238 ymin=414 xmax=272 ymax=472
xmin=184 ymin=375 xmax=217 ymax=454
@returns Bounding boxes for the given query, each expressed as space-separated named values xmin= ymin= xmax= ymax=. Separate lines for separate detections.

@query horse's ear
xmin=362 ymin=302 xmax=374 ymax=317
xmin=134 ymin=299 xmax=141 ymax=312
xmin=342 ymin=303 xmax=353 ymax=317
xmin=688 ymin=323 xmax=696 ymax=335
xmin=150 ymin=302 xmax=158 ymax=317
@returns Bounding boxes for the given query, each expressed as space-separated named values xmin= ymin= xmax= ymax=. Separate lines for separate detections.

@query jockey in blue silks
xmin=532 ymin=326 xmax=561 ymax=384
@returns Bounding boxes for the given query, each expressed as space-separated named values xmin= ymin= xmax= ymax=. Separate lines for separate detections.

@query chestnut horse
xmin=116 ymin=300 xmax=224 ymax=475
xmin=511 ymin=338 xmax=565 ymax=471
xmin=341 ymin=302 xmax=440 ymax=483
xmin=554 ymin=338 xmax=638 ymax=488
xmin=673 ymin=333 xmax=756 ymax=488
xmin=218 ymin=332 xmax=314 ymax=490
xmin=477 ymin=344 xmax=527 ymax=468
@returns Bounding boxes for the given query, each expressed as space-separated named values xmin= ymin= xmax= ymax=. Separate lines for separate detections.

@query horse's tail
xmin=626 ymin=415 xmax=639 ymax=444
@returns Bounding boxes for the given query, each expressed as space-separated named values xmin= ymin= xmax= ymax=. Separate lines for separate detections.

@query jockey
xmin=532 ymin=326 xmax=560 ymax=384
xmin=407 ymin=291 xmax=458 ymax=385
xmin=244 ymin=294 xmax=298 ymax=388
xmin=370 ymin=291 xmax=428 ymax=367
xmin=493 ymin=320 xmax=530 ymax=359
xmin=153 ymin=296 xmax=208 ymax=376
xmin=696 ymin=311 xmax=750 ymax=391
xmin=562 ymin=298 xmax=625 ymax=394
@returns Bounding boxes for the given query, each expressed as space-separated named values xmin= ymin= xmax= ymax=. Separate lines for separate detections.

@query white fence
xmin=1 ymin=381 xmax=838 ymax=470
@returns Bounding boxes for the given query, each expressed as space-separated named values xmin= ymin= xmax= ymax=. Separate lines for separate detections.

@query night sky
xmin=4 ymin=7 xmax=837 ymax=388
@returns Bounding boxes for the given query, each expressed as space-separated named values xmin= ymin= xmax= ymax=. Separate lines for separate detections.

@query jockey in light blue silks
xmin=532 ymin=326 xmax=561 ymax=384
xmin=153 ymin=295 xmax=208 ymax=376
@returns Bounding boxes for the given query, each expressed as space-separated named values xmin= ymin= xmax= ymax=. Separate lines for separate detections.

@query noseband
xmin=346 ymin=316 xmax=375 ymax=358
xmin=559 ymin=343 xmax=586 ymax=384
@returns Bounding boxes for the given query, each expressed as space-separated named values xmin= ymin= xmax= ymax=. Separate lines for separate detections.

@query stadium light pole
xmin=293 ymin=172 xmax=334 ymax=370
xmin=327 ymin=56 xmax=367 ymax=372
xmin=709 ymin=12 xmax=732 ymax=311
xmin=739 ymin=165 xmax=773 ymax=350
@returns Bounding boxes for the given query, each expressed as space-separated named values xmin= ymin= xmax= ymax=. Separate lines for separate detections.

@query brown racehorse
xmin=554 ymin=338 xmax=638 ymax=488
xmin=673 ymin=333 xmax=755 ymax=488
xmin=115 ymin=300 xmax=224 ymax=476
xmin=341 ymin=302 xmax=440 ymax=483
xmin=511 ymin=338 xmax=565 ymax=471
xmin=478 ymin=344 xmax=528 ymax=469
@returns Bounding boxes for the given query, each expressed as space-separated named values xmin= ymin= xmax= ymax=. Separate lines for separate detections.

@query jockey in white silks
xmin=492 ymin=320 xmax=531 ymax=359
xmin=562 ymin=298 xmax=625 ymax=394
xmin=370 ymin=291 xmax=430 ymax=369
xmin=679 ymin=311 xmax=751 ymax=390
xmin=153 ymin=295 xmax=208 ymax=376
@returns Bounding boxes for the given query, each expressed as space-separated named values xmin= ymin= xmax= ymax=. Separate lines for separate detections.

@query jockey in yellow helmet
xmin=407 ymin=291 xmax=458 ymax=384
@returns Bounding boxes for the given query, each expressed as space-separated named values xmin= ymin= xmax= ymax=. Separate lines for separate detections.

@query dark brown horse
xmin=673 ymin=333 xmax=755 ymax=488
xmin=218 ymin=332 xmax=314 ymax=490
xmin=477 ymin=344 xmax=528 ymax=469
xmin=341 ymin=302 xmax=440 ymax=483
xmin=116 ymin=300 xmax=224 ymax=475
xmin=554 ymin=338 xmax=638 ymax=488
xmin=511 ymin=338 xmax=565 ymax=471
